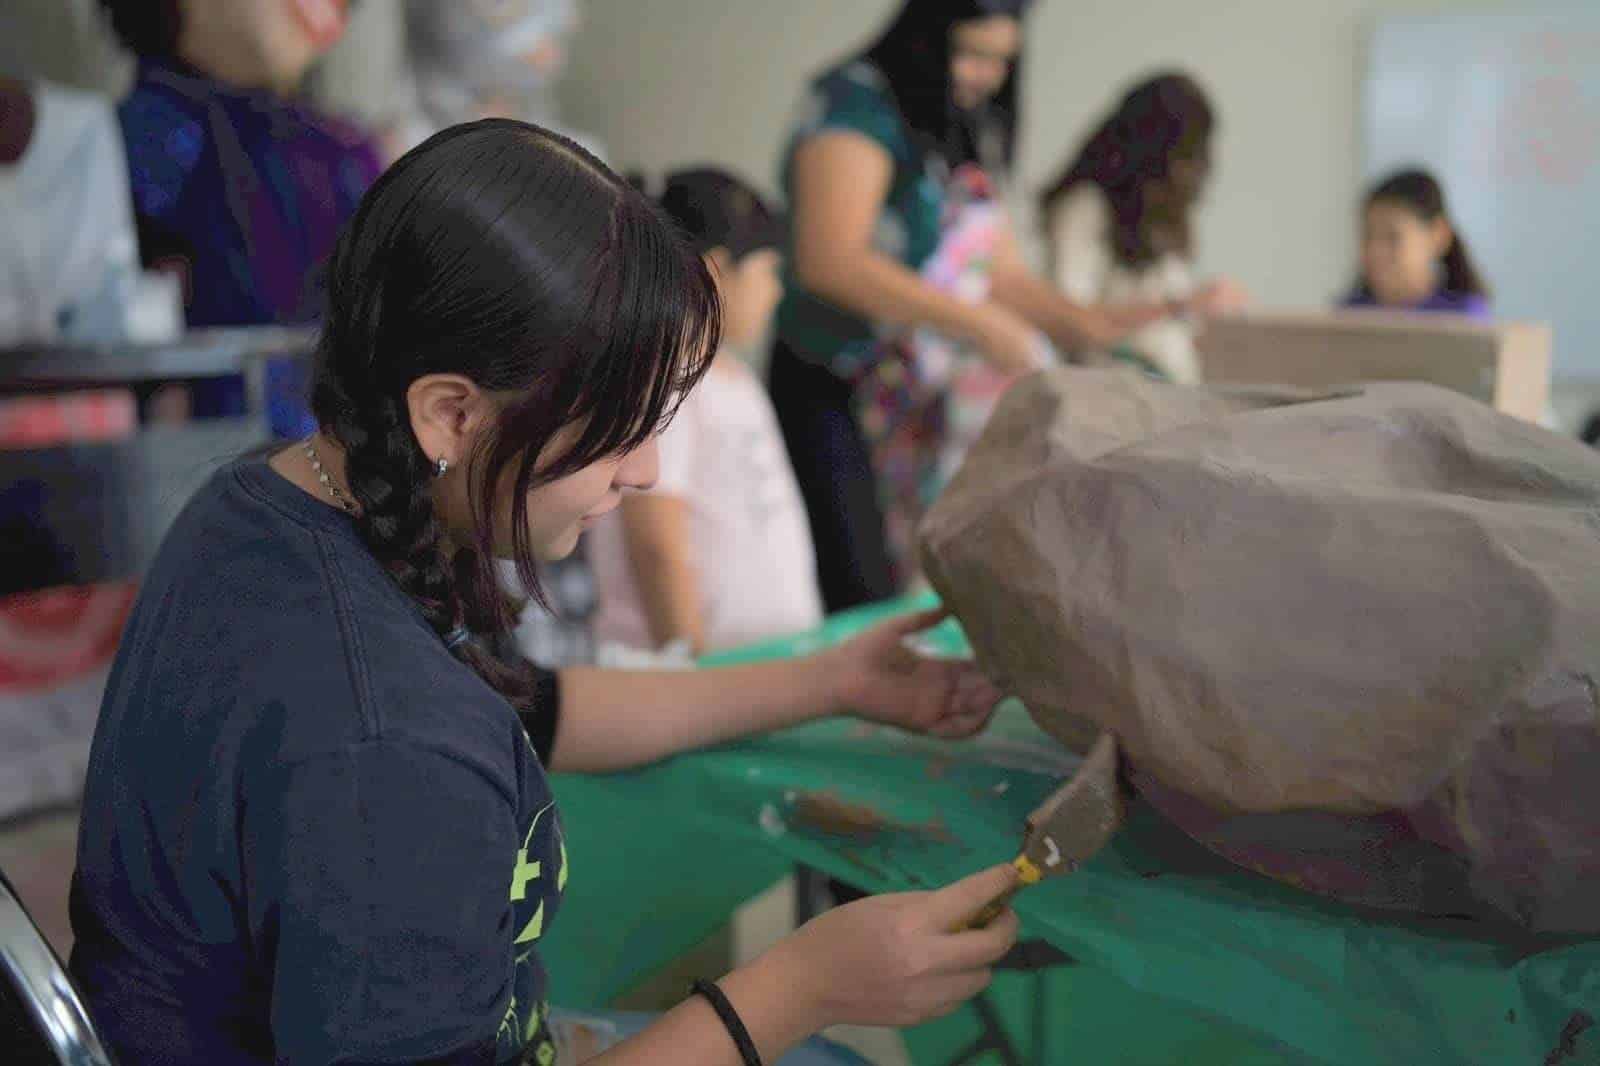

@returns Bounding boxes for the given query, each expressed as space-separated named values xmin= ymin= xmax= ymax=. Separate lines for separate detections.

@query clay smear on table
xmin=790 ymin=791 xmax=954 ymax=845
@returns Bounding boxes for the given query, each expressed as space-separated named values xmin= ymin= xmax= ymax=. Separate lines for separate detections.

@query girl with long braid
xmin=69 ymin=120 xmax=1016 ymax=1066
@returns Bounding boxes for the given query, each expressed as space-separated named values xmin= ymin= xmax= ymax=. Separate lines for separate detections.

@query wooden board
xmin=1197 ymin=310 xmax=1551 ymax=421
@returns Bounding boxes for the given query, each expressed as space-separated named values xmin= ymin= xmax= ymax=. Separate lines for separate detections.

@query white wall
xmin=561 ymin=0 xmax=1506 ymax=310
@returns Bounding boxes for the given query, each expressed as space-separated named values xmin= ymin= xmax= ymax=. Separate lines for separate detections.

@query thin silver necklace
xmin=303 ymin=440 xmax=357 ymax=514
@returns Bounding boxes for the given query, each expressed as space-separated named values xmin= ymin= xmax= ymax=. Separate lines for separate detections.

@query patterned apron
xmin=852 ymin=163 xmax=1023 ymax=586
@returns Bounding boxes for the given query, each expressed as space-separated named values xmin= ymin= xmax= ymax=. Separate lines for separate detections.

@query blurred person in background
xmin=1039 ymin=72 xmax=1248 ymax=384
xmin=1342 ymin=167 xmax=1491 ymax=318
xmin=770 ymin=0 xmax=1171 ymax=611
xmin=98 ymin=0 xmax=382 ymax=422
xmin=0 ymin=75 xmax=147 ymax=348
xmin=401 ymin=0 xmax=599 ymax=156
xmin=589 ymin=169 xmax=824 ymax=658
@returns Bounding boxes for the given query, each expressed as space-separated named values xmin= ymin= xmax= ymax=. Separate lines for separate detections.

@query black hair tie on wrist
xmin=691 ymin=979 xmax=763 ymax=1066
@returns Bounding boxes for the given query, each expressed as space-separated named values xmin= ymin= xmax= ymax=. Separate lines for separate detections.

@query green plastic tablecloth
xmin=541 ymin=596 xmax=1600 ymax=1065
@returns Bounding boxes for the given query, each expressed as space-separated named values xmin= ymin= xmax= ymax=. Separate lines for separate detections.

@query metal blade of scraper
xmin=960 ymin=731 xmax=1125 ymax=930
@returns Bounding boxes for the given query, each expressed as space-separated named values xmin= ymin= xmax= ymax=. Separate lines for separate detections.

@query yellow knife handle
xmin=957 ymin=854 xmax=1043 ymax=931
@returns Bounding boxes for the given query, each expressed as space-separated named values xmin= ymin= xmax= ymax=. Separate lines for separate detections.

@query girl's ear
xmin=406 ymin=373 xmax=495 ymax=470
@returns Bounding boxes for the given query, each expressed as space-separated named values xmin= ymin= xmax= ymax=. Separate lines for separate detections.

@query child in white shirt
xmin=589 ymin=170 xmax=824 ymax=655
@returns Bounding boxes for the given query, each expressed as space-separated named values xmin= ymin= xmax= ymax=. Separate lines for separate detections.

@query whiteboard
xmin=1366 ymin=10 xmax=1600 ymax=379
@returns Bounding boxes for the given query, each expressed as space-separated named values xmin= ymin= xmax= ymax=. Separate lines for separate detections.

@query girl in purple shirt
xmin=1342 ymin=168 xmax=1491 ymax=319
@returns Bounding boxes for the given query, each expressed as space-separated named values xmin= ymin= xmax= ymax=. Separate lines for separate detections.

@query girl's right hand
xmin=1190 ymin=276 xmax=1250 ymax=316
xmin=767 ymin=864 xmax=1022 ymax=1029
xmin=967 ymin=304 xmax=1053 ymax=376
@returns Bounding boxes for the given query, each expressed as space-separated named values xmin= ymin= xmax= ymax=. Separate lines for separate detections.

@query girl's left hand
xmin=824 ymin=609 xmax=1004 ymax=738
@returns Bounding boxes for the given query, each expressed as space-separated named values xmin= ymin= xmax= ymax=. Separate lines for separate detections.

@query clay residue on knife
xmin=791 ymin=791 xmax=954 ymax=844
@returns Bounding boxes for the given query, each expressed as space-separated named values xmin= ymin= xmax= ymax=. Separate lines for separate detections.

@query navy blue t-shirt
xmin=69 ymin=456 xmax=566 ymax=1065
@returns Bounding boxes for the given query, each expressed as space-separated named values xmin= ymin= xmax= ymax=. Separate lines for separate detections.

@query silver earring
xmin=434 ymin=456 xmax=450 ymax=478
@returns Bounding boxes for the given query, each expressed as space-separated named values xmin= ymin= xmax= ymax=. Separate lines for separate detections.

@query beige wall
xmin=560 ymin=0 xmax=1505 ymax=310
xmin=2 ymin=0 xmax=1508 ymax=309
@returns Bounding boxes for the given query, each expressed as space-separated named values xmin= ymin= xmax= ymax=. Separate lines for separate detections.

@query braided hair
xmin=310 ymin=120 xmax=719 ymax=711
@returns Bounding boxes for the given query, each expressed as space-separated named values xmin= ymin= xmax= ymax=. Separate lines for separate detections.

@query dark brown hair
xmin=1358 ymin=168 xmax=1490 ymax=299
xmin=1041 ymin=72 xmax=1215 ymax=268
xmin=635 ymin=167 xmax=781 ymax=261
xmin=310 ymin=120 xmax=719 ymax=712
xmin=862 ymin=0 xmax=1032 ymax=170
xmin=96 ymin=0 xmax=183 ymax=57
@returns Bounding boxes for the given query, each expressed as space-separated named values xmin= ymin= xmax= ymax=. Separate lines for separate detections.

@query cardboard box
xmin=1196 ymin=311 xmax=1552 ymax=421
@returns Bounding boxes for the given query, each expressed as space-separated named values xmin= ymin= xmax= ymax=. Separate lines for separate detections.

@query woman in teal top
xmin=770 ymin=0 xmax=1168 ymax=610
